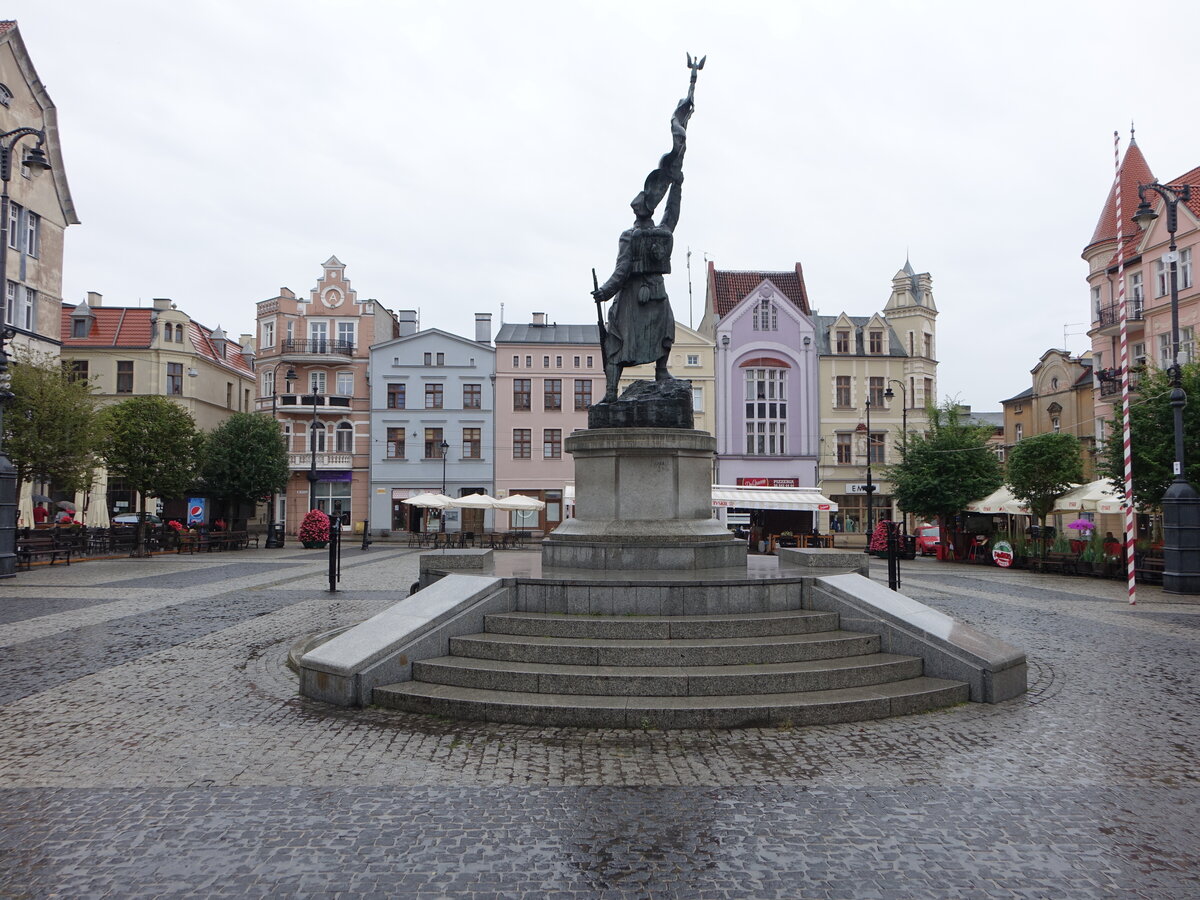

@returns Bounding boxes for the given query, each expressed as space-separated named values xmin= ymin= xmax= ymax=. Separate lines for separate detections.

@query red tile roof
xmin=0 ymin=22 xmax=16 ymax=34
xmin=1087 ymin=139 xmax=1154 ymax=256
xmin=707 ymin=262 xmax=811 ymax=318
xmin=60 ymin=305 xmax=253 ymax=376
xmin=60 ymin=306 xmax=153 ymax=348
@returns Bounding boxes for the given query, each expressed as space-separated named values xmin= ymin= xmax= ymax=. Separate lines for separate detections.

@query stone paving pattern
xmin=0 ymin=546 xmax=1197 ymax=897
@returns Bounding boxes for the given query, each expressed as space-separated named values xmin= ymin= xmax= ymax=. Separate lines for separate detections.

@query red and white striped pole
xmin=1114 ymin=130 xmax=1138 ymax=605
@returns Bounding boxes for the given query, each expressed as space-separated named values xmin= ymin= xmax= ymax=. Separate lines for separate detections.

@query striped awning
xmin=711 ymin=485 xmax=838 ymax=512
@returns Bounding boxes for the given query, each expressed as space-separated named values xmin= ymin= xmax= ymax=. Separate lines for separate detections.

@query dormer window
xmin=835 ymin=330 xmax=851 ymax=353
xmin=869 ymin=330 xmax=883 ymax=354
xmin=72 ymin=317 xmax=90 ymax=338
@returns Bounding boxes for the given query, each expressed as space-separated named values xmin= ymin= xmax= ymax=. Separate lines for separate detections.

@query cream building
xmin=816 ymin=262 xmax=938 ymax=538
xmin=55 ymin=294 xmax=256 ymax=524
xmin=619 ymin=322 xmax=715 ymax=435
xmin=0 ymin=21 xmax=79 ymax=357
xmin=1000 ymin=349 xmax=1096 ymax=478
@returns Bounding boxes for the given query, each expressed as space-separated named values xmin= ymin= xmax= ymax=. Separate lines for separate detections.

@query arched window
xmin=335 ymin=422 xmax=354 ymax=453
xmin=308 ymin=422 xmax=327 ymax=453
xmin=175 ymin=324 xmax=184 ymax=343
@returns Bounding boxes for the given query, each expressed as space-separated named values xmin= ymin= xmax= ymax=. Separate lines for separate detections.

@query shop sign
xmin=992 ymin=540 xmax=1014 ymax=568
xmin=845 ymin=483 xmax=877 ymax=494
xmin=818 ymin=504 xmax=831 ymax=511
xmin=736 ymin=477 xmax=800 ymax=487
xmin=187 ymin=498 xmax=206 ymax=525
xmin=319 ymin=471 xmax=353 ymax=482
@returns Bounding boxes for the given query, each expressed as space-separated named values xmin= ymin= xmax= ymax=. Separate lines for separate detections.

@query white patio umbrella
xmin=401 ymin=492 xmax=454 ymax=508
xmin=1052 ymin=480 xmax=1126 ymax=514
xmin=494 ymin=494 xmax=546 ymax=511
xmin=449 ymin=493 xmax=500 ymax=509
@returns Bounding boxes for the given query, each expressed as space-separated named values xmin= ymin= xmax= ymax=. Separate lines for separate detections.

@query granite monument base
xmin=542 ymin=426 xmax=745 ymax=571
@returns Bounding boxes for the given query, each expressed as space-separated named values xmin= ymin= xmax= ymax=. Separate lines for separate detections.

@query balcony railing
xmin=288 ymin=452 xmax=353 ymax=470
xmin=1096 ymin=301 xmax=1144 ymax=327
xmin=1097 ymin=367 xmax=1142 ymax=397
xmin=280 ymin=338 xmax=355 ymax=356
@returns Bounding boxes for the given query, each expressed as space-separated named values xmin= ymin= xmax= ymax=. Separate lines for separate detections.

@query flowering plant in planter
xmin=299 ymin=509 xmax=330 ymax=546
xmin=167 ymin=520 xmax=183 ymax=532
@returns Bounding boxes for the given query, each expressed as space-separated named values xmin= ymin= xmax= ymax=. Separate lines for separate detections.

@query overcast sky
xmin=20 ymin=0 xmax=1200 ymax=410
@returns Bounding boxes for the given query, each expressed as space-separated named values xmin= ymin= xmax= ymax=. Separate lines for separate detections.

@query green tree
xmin=98 ymin=397 xmax=202 ymax=556
xmin=1005 ymin=432 xmax=1084 ymax=551
xmin=1099 ymin=362 xmax=1200 ymax=509
xmin=199 ymin=413 xmax=289 ymax=525
xmin=4 ymin=349 xmax=100 ymax=494
xmin=886 ymin=401 xmax=1002 ymax=559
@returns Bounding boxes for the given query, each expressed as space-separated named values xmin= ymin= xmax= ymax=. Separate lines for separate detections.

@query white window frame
xmin=743 ymin=367 xmax=787 ymax=456
xmin=336 ymin=371 xmax=354 ymax=395
xmin=24 ymin=210 xmax=38 ymax=258
xmin=686 ymin=353 xmax=700 ymax=367
xmin=692 ymin=386 xmax=704 ymax=412
xmin=263 ymin=370 xmax=275 ymax=397
xmin=310 ymin=371 xmax=327 ymax=394
xmin=335 ymin=421 xmax=354 ymax=453
xmin=337 ymin=321 xmax=355 ymax=348
xmin=1181 ymin=326 xmax=1196 ymax=365
xmin=18 ymin=286 xmax=34 ymax=330
xmin=1180 ymin=248 xmax=1193 ymax=290
xmin=261 ymin=320 xmax=275 ymax=349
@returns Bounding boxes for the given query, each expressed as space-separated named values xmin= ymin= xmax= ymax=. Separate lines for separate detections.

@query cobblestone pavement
xmin=0 ymin=547 xmax=1197 ymax=898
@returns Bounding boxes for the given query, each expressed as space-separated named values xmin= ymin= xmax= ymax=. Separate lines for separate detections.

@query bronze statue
xmin=592 ymin=54 xmax=703 ymax=404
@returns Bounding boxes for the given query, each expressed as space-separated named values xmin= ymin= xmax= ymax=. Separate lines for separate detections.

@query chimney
xmin=532 ymin=312 xmax=547 ymax=326
xmin=398 ymin=309 xmax=418 ymax=337
xmin=152 ymin=297 xmax=172 ymax=311
xmin=475 ymin=313 xmax=492 ymax=344
xmin=86 ymin=291 xmax=103 ymax=308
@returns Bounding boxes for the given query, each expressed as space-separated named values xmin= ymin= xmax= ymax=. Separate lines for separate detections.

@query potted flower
xmin=299 ymin=509 xmax=330 ymax=549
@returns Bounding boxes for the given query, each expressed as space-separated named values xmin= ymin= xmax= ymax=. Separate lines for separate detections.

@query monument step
xmin=373 ymin=677 xmax=970 ymax=730
xmin=484 ymin=609 xmax=840 ymax=641
xmin=412 ymin=652 xmax=924 ymax=697
xmin=448 ymin=630 xmax=880 ymax=667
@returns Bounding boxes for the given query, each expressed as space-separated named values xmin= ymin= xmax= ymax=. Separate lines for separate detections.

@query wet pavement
xmin=0 ymin=546 xmax=1197 ymax=897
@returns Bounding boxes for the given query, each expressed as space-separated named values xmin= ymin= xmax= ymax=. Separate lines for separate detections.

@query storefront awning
xmin=711 ymin=484 xmax=838 ymax=512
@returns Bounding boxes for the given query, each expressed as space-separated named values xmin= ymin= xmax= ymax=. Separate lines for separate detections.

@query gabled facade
xmin=0 ymin=21 xmax=80 ymax=355
xmin=1000 ymin=349 xmax=1096 ymax=478
xmin=369 ymin=312 xmax=495 ymax=535
xmin=1086 ymin=137 xmax=1200 ymax=451
xmin=702 ymin=263 xmax=820 ymax=490
xmin=253 ymin=257 xmax=398 ymax=535
xmin=816 ymin=261 xmax=938 ymax=535
xmin=619 ymin=321 xmax=715 ymax=435
xmin=56 ymin=293 xmax=255 ymax=524
xmin=493 ymin=314 xmax=601 ymax=533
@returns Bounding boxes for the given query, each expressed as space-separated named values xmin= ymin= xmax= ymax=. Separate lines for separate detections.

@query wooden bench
xmin=16 ymin=536 xmax=73 ymax=570
xmin=1136 ymin=554 xmax=1164 ymax=584
xmin=1033 ymin=552 xmax=1078 ymax=576
xmin=177 ymin=532 xmax=214 ymax=554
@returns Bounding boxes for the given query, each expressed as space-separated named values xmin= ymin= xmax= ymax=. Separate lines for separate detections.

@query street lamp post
xmin=439 ymin=439 xmax=450 ymax=533
xmin=306 ymin=383 xmax=322 ymax=512
xmin=0 ymin=129 xmax=53 ymax=579
xmin=1133 ymin=183 xmax=1200 ymax=594
xmin=864 ymin=397 xmax=876 ymax=544
xmin=884 ymin=380 xmax=908 ymax=534
xmin=265 ymin=365 xmax=296 ymax=548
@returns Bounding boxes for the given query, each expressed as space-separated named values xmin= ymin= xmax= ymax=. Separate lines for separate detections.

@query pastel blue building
xmin=369 ymin=312 xmax=495 ymax=536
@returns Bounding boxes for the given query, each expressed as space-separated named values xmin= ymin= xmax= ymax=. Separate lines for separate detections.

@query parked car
xmin=112 ymin=514 xmax=163 ymax=525
xmin=915 ymin=525 xmax=941 ymax=556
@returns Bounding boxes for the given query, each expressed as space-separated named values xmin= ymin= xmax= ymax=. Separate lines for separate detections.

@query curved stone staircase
xmin=373 ymin=608 xmax=969 ymax=729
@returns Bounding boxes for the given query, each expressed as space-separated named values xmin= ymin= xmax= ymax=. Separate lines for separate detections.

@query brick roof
xmin=707 ymin=262 xmax=811 ymax=318
xmin=1087 ymin=139 xmax=1154 ymax=256
xmin=0 ymin=21 xmax=16 ymax=34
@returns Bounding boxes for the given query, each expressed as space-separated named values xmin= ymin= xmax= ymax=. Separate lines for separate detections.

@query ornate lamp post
xmin=0 ymin=129 xmax=52 ymax=579
xmin=884 ymin=380 xmax=908 ymax=533
xmin=306 ymin=381 xmax=322 ymax=512
xmin=265 ymin=365 xmax=296 ymax=548
xmin=1133 ymin=182 xmax=1200 ymax=594
xmin=863 ymin=397 xmax=876 ymax=542
xmin=0 ymin=325 xmax=18 ymax=578
xmin=439 ymin=438 xmax=450 ymax=533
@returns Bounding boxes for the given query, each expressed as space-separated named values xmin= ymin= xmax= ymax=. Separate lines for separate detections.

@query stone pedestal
xmin=542 ymin=428 xmax=746 ymax=570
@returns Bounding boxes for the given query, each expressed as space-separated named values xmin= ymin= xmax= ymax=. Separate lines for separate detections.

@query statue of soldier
xmin=592 ymin=56 xmax=702 ymax=403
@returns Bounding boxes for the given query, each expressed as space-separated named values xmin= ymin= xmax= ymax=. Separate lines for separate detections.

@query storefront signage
xmin=818 ymin=504 xmax=831 ymax=511
xmin=736 ymin=477 xmax=800 ymax=487
xmin=319 ymin=471 xmax=353 ymax=482
xmin=845 ymin=484 xmax=877 ymax=494
xmin=992 ymin=540 xmax=1014 ymax=568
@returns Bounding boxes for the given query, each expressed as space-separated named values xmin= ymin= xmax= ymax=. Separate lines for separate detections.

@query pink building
xmin=492 ymin=313 xmax=602 ymax=533
xmin=1086 ymin=139 xmax=1200 ymax=445
xmin=254 ymin=257 xmax=398 ymax=535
